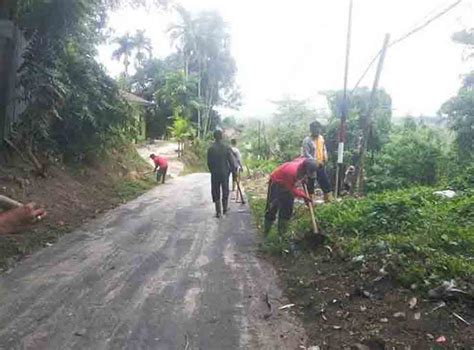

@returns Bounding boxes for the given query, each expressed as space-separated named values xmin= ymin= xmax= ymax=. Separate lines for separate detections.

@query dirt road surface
xmin=0 ymin=173 xmax=307 ymax=349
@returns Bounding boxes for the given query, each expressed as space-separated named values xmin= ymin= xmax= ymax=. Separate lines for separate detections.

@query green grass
xmin=114 ymin=176 xmax=156 ymax=202
xmin=249 ymin=187 xmax=474 ymax=292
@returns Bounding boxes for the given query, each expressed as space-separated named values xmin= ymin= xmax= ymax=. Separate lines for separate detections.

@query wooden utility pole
xmin=335 ymin=0 xmax=353 ymax=198
xmin=257 ymin=120 xmax=261 ymax=160
xmin=356 ymin=33 xmax=391 ymax=194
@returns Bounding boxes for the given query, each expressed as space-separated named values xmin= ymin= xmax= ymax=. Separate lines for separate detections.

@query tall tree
xmin=440 ymin=72 xmax=474 ymax=162
xmin=112 ymin=33 xmax=135 ymax=77
xmin=439 ymin=28 xmax=474 ymax=163
xmin=133 ymin=29 xmax=152 ymax=67
xmin=168 ymin=7 xmax=238 ymax=139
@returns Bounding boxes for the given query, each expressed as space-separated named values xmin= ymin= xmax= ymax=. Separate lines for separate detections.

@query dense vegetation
xmin=2 ymin=1 xmax=238 ymax=170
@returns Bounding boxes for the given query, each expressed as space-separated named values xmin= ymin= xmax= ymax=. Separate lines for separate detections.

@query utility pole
xmin=356 ymin=33 xmax=391 ymax=194
xmin=257 ymin=120 xmax=261 ymax=160
xmin=335 ymin=0 xmax=353 ymax=198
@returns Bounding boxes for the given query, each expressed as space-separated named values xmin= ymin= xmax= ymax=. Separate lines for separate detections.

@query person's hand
xmin=304 ymin=196 xmax=313 ymax=207
xmin=0 ymin=203 xmax=47 ymax=235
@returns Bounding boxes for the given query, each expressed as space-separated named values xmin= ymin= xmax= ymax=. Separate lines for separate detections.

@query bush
xmin=249 ymin=185 xmax=474 ymax=290
xmin=315 ymin=187 xmax=474 ymax=289
xmin=366 ymin=123 xmax=449 ymax=192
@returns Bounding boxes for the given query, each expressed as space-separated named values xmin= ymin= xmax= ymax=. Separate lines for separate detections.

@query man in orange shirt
xmin=302 ymin=121 xmax=332 ymax=202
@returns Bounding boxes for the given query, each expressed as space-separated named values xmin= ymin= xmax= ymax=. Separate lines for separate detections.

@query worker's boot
xmin=215 ymin=202 xmax=222 ymax=218
xmin=263 ymin=219 xmax=273 ymax=235
xmin=277 ymin=219 xmax=290 ymax=236
xmin=323 ymin=192 xmax=333 ymax=203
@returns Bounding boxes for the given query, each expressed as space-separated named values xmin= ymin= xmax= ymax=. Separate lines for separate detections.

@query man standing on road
xmin=150 ymin=154 xmax=168 ymax=184
xmin=230 ymin=139 xmax=243 ymax=192
xmin=207 ymin=130 xmax=234 ymax=218
xmin=264 ymin=157 xmax=317 ymax=236
xmin=302 ymin=121 xmax=332 ymax=202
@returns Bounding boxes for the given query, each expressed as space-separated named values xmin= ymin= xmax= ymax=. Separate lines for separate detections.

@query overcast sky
xmin=97 ymin=0 xmax=473 ymax=119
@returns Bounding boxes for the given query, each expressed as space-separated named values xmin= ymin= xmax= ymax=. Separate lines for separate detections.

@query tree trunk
xmin=203 ymin=87 xmax=214 ymax=138
xmin=197 ymin=75 xmax=201 ymax=139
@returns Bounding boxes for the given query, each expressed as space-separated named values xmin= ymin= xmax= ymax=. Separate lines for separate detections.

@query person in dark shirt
xmin=207 ymin=130 xmax=234 ymax=218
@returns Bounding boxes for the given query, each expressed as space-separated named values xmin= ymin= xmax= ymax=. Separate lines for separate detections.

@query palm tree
xmin=133 ymin=30 xmax=152 ymax=67
xmin=168 ymin=5 xmax=197 ymax=76
xmin=168 ymin=5 xmax=203 ymax=135
xmin=112 ymin=33 xmax=135 ymax=77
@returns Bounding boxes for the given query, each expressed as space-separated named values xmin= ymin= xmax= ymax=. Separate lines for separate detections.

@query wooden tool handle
xmin=0 ymin=195 xmax=23 ymax=209
xmin=236 ymin=179 xmax=246 ymax=205
xmin=303 ymin=184 xmax=319 ymax=234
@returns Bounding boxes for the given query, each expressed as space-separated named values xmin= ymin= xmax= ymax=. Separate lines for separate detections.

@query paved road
xmin=0 ymin=174 xmax=306 ymax=349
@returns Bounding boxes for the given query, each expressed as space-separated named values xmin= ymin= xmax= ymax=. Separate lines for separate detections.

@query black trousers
xmin=307 ymin=166 xmax=331 ymax=195
xmin=265 ymin=182 xmax=294 ymax=222
xmin=211 ymin=173 xmax=229 ymax=203
xmin=156 ymin=167 xmax=167 ymax=184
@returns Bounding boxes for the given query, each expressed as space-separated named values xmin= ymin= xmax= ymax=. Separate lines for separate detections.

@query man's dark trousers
xmin=307 ymin=165 xmax=331 ymax=195
xmin=211 ymin=173 xmax=230 ymax=205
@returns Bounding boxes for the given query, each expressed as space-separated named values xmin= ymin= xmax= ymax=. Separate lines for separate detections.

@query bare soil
xmin=270 ymin=246 xmax=473 ymax=349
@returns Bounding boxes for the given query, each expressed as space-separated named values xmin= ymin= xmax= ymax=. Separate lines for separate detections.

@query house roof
xmin=121 ymin=91 xmax=154 ymax=106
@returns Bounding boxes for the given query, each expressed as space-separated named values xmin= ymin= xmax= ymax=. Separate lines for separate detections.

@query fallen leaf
xmin=409 ymin=297 xmax=417 ymax=309
xmin=380 ymin=318 xmax=389 ymax=323
xmin=414 ymin=312 xmax=421 ymax=320
xmin=360 ymin=305 xmax=367 ymax=312
xmin=332 ymin=325 xmax=342 ymax=330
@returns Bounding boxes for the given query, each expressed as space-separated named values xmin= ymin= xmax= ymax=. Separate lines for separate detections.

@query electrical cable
xmin=352 ymin=0 xmax=464 ymax=91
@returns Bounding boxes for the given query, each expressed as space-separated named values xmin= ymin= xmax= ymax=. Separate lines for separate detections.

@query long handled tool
xmin=236 ymin=178 xmax=246 ymax=205
xmin=303 ymin=184 xmax=319 ymax=234
xmin=0 ymin=195 xmax=23 ymax=210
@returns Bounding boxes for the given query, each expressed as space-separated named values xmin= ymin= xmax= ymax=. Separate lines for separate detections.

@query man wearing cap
xmin=263 ymin=157 xmax=317 ymax=236
xmin=302 ymin=121 xmax=332 ymax=202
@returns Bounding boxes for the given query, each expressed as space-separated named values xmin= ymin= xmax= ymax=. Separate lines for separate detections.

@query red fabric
xmin=153 ymin=156 xmax=168 ymax=168
xmin=270 ymin=157 xmax=308 ymax=199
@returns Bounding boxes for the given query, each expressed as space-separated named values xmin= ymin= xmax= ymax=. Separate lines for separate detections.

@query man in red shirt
xmin=264 ymin=157 xmax=318 ymax=236
xmin=150 ymin=154 xmax=168 ymax=184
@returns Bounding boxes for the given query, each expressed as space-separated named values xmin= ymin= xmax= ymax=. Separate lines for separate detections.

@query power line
xmin=352 ymin=0 xmax=464 ymax=91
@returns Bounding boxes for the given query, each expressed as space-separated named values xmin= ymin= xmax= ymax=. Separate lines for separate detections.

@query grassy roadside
xmin=245 ymin=178 xmax=474 ymax=348
xmin=0 ymin=145 xmax=157 ymax=270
